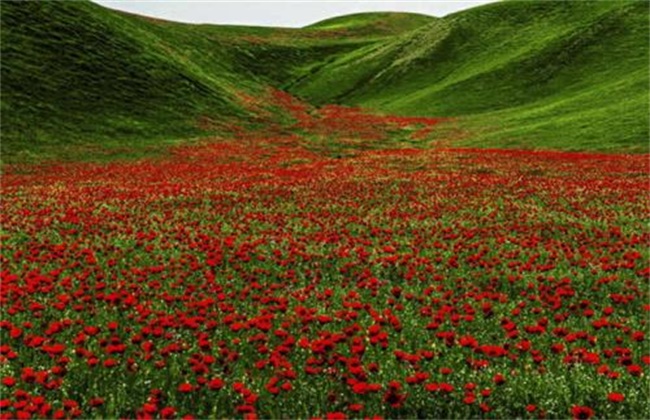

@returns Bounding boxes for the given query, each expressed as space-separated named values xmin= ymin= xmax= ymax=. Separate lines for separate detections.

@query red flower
xmin=160 ymin=407 xmax=176 ymax=419
xmin=236 ymin=405 xmax=255 ymax=413
xmin=178 ymin=383 xmax=194 ymax=393
xmin=493 ymin=373 xmax=506 ymax=385
xmin=627 ymin=365 xmax=642 ymax=377
xmin=208 ymin=378 xmax=225 ymax=390
xmin=1 ymin=377 xmax=16 ymax=387
xmin=463 ymin=394 xmax=476 ymax=404
xmin=348 ymin=403 xmax=363 ymax=412
xmin=607 ymin=392 xmax=625 ymax=403
xmin=383 ymin=381 xmax=407 ymax=408
xmin=424 ymin=383 xmax=439 ymax=392
xmin=439 ymin=383 xmax=454 ymax=393
xmin=631 ymin=331 xmax=644 ymax=342
xmin=551 ymin=343 xmax=565 ymax=354
xmin=142 ymin=403 xmax=157 ymax=414
xmin=103 ymin=358 xmax=118 ymax=368
xmin=571 ymin=405 xmax=594 ymax=419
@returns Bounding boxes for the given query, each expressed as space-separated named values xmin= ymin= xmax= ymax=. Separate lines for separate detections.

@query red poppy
xmin=493 ymin=374 xmax=506 ymax=385
xmin=607 ymin=393 xmax=625 ymax=403
xmin=177 ymin=383 xmax=194 ymax=393
xmin=1 ymin=377 xmax=16 ymax=387
xmin=208 ymin=378 xmax=225 ymax=391
xmin=571 ymin=406 xmax=594 ymax=419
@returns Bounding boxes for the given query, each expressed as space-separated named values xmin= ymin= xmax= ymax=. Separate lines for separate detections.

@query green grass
xmin=306 ymin=11 xmax=435 ymax=31
xmin=0 ymin=1 xmax=254 ymax=161
xmin=291 ymin=1 xmax=649 ymax=152
xmin=0 ymin=1 xmax=431 ymax=162
xmin=1 ymin=0 xmax=648 ymax=162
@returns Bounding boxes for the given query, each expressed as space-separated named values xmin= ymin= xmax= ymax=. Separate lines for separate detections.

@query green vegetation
xmin=292 ymin=1 xmax=649 ymax=152
xmin=0 ymin=1 xmax=255 ymax=161
xmin=1 ymin=0 xmax=648 ymax=161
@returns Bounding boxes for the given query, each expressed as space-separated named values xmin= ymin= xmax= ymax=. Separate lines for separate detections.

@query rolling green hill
xmin=0 ymin=1 xmax=241 ymax=160
xmin=290 ymin=1 xmax=649 ymax=151
xmin=1 ymin=0 xmax=648 ymax=161
xmin=0 ymin=1 xmax=431 ymax=161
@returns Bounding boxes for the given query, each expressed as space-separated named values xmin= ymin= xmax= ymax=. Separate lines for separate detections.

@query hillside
xmin=0 ymin=1 xmax=254 ymax=161
xmin=0 ymin=0 xmax=648 ymax=161
xmin=219 ymin=13 xmax=436 ymax=88
xmin=290 ymin=1 xmax=649 ymax=151
xmin=0 ymin=1 xmax=431 ymax=161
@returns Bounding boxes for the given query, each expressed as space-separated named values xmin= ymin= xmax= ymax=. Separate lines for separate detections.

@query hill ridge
xmin=1 ymin=0 xmax=647 ymax=161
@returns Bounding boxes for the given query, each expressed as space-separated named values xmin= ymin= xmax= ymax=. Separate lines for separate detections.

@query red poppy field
xmin=1 ymin=97 xmax=649 ymax=419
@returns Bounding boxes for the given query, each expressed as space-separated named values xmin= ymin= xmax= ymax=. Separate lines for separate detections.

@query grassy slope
xmin=1 ymin=1 xmax=647 ymax=161
xmin=205 ymin=12 xmax=436 ymax=90
xmin=291 ymin=1 xmax=649 ymax=152
xmin=0 ymin=2 xmax=432 ymax=161
xmin=0 ymin=1 xmax=254 ymax=161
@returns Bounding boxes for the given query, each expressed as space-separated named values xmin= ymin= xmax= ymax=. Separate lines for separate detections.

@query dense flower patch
xmin=1 ymin=97 xmax=649 ymax=419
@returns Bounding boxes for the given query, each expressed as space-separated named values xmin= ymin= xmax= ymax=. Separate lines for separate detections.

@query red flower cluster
xmin=0 ymin=90 xmax=648 ymax=418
